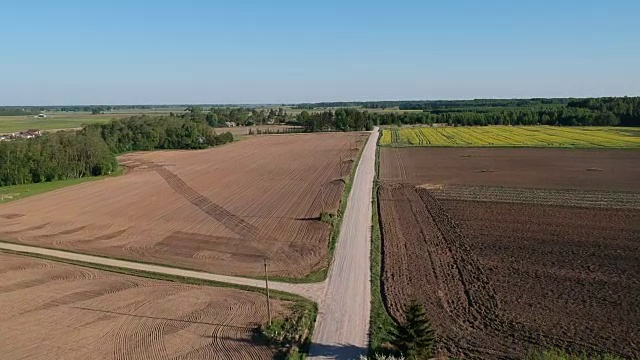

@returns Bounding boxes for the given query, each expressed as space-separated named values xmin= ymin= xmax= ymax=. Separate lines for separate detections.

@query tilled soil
xmin=380 ymin=147 xmax=640 ymax=191
xmin=378 ymin=184 xmax=640 ymax=359
xmin=0 ymin=252 xmax=288 ymax=360
xmin=378 ymin=145 xmax=640 ymax=358
xmin=0 ymin=132 xmax=368 ymax=278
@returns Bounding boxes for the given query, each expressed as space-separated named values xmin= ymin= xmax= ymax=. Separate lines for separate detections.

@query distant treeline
xmin=0 ymin=113 xmax=233 ymax=186
xmin=296 ymin=108 xmax=374 ymax=131
xmin=0 ymin=104 xmax=272 ymax=115
xmin=0 ymin=108 xmax=40 ymax=116
xmin=294 ymin=97 xmax=640 ymax=127
xmin=292 ymin=98 xmax=570 ymax=110
xmin=86 ymin=114 xmax=233 ymax=153
xmin=186 ymin=106 xmax=294 ymax=126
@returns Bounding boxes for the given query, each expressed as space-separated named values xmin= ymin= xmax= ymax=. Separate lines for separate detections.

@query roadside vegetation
xmin=370 ymin=143 xmax=396 ymax=352
xmin=259 ymin=302 xmax=317 ymax=360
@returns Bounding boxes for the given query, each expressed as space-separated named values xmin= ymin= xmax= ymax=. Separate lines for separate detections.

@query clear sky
xmin=1 ymin=0 xmax=639 ymax=105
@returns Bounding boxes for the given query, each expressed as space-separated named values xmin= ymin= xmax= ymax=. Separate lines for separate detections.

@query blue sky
xmin=1 ymin=0 xmax=639 ymax=105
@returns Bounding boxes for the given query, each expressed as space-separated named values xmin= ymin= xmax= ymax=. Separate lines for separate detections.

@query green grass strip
xmin=369 ymin=132 xmax=397 ymax=353
xmin=0 ymin=168 xmax=124 ymax=205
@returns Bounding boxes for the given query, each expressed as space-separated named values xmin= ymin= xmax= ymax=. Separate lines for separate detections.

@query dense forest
xmin=0 ymin=108 xmax=40 ymax=116
xmin=293 ymin=97 xmax=640 ymax=128
xmin=0 ymin=113 xmax=233 ymax=186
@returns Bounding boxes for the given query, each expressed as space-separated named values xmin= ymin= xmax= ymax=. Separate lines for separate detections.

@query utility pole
xmin=264 ymin=258 xmax=272 ymax=326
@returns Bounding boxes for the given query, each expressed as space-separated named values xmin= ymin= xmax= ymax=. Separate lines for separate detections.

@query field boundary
xmin=379 ymin=126 xmax=640 ymax=149
xmin=380 ymin=143 xmax=640 ymax=149
xmin=0 ymin=248 xmax=313 ymax=304
xmin=266 ymin=132 xmax=369 ymax=283
xmin=0 ymin=167 xmax=124 ymax=205
xmin=369 ymin=131 xmax=397 ymax=353
xmin=0 ymin=245 xmax=321 ymax=358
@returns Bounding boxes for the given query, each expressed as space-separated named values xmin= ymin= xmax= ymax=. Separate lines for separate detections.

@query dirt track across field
xmin=0 ymin=132 xmax=368 ymax=278
xmin=0 ymin=252 xmax=288 ymax=360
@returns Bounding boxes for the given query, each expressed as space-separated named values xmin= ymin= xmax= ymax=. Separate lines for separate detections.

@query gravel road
xmin=308 ymin=128 xmax=378 ymax=359
xmin=0 ymin=241 xmax=324 ymax=302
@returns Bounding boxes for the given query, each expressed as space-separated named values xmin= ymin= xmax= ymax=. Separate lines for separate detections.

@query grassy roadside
xmin=267 ymin=133 xmax=369 ymax=284
xmin=0 ymin=168 xmax=124 ymax=205
xmin=369 ymin=132 xmax=397 ymax=353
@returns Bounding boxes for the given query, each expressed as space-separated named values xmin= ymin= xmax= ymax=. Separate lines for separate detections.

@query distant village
xmin=0 ymin=129 xmax=43 ymax=141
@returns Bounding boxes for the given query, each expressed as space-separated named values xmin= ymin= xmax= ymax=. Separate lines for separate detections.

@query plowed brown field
xmin=380 ymin=147 xmax=640 ymax=191
xmin=378 ymin=147 xmax=640 ymax=359
xmin=0 ymin=252 xmax=288 ymax=360
xmin=0 ymin=132 xmax=367 ymax=278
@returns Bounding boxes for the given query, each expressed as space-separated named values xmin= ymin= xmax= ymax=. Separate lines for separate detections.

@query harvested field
xmin=0 ymin=252 xmax=287 ymax=360
xmin=378 ymin=147 xmax=640 ymax=358
xmin=0 ymin=132 xmax=367 ymax=278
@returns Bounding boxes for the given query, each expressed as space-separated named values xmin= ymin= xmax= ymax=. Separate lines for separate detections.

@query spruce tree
xmin=393 ymin=300 xmax=434 ymax=360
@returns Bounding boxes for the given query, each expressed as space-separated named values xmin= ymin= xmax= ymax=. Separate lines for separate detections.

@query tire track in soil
xmin=130 ymin=159 xmax=280 ymax=258
xmin=394 ymin=148 xmax=408 ymax=182
xmin=111 ymin=287 xmax=186 ymax=360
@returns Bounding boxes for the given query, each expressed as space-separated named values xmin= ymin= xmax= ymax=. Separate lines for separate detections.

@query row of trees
xmin=86 ymin=114 xmax=233 ymax=153
xmin=293 ymin=98 xmax=569 ymax=110
xmin=0 ymin=114 xmax=233 ymax=186
xmin=294 ymin=101 xmax=637 ymax=130
xmin=0 ymin=108 xmax=40 ymax=116
xmin=369 ymin=107 xmax=624 ymax=127
xmin=292 ymin=97 xmax=640 ymax=127
xmin=184 ymin=106 xmax=294 ymax=127
xmin=187 ymin=106 xmax=294 ymax=127
xmin=0 ymin=131 xmax=117 ymax=186
xmin=297 ymin=108 xmax=374 ymax=131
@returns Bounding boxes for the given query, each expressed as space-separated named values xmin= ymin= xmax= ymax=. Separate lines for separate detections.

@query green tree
xmin=393 ymin=300 xmax=434 ymax=360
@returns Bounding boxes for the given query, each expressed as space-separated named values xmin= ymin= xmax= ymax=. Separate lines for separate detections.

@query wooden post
xmin=264 ymin=258 xmax=272 ymax=326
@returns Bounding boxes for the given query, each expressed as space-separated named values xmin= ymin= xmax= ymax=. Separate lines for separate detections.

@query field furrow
xmin=0 ymin=132 xmax=366 ymax=278
xmin=0 ymin=252 xmax=288 ymax=360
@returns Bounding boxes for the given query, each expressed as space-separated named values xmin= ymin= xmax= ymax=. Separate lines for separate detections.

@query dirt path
xmin=0 ymin=241 xmax=324 ymax=302
xmin=308 ymin=128 xmax=378 ymax=359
